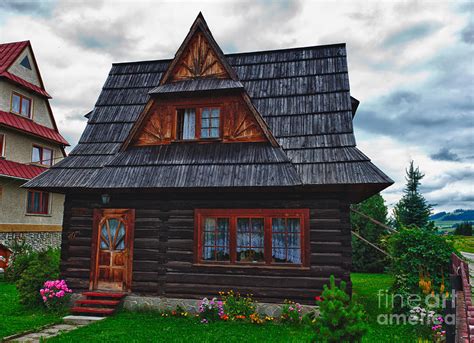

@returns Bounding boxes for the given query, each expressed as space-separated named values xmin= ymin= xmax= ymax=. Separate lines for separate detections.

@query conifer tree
xmin=393 ymin=161 xmax=433 ymax=229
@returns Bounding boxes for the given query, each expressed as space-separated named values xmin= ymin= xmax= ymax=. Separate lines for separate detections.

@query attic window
xmin=20 ymin=56 xmax=32 ymax=70
xmin=176 ymin=107 xmax=221 ymax=141
xmin=11 ymin=92 xmax=32 ymax=118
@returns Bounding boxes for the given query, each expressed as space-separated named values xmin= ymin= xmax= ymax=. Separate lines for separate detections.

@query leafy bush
xmin=16 ymin=249 xmax=60 ymax=307
xmin=40 ymin=279 xmax=73 ymax=312
xmin=198 ymin=297 xmax=224 ymax=323
xmin=314 ymin=275 xmax=368 ymax=343
xmin=4 ymin=238 xmax=32 ymax=282
xmin=280 ymin=300 xmax=303 ymax=324
xmin=387 ymin=228 xmax=454 ymax=311
xmin=220 ymin=290 xmax=256 ymax=319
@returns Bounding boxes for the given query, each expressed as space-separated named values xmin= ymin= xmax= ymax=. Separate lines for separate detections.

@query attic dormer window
xmin=20 ymin=56 xmax=32 ymax=70
xmin=176 ymin=107 xmax=221 ymax=141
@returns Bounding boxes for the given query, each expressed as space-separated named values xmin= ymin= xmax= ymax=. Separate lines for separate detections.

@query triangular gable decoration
xmin=160 ymin=12 xmax=238 ymax=85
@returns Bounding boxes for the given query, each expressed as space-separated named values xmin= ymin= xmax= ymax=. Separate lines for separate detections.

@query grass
xmin=1 ymin=273 xmax=423 ymax=342
xmin=48 ymin=312 xmax=314 ymax=342
xmin=0 ymin=281 xmax=63 ymax=339
xmin=351 ymin=273 xmax=420 ymax=342
xmin=446 ymin=235 xmax=474 ymax=253
xmin=49 ymin=273 xmax=421 ymax=342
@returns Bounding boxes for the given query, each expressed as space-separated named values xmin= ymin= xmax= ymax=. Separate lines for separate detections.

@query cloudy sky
xmin=0 ymin=0 xmax=472 ymax=212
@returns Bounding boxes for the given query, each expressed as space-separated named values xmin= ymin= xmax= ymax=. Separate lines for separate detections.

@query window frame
xmin=175 ymin=106 xmax=222 ymax=141
xmin=0 ymin=134 xmax=5 ymax=158
xmin=194 ymin=209 xmax=310 ymax=268
xmin=31 ymin=145 xmax=53 ymax=166
xmin=26 ymin=190 xmax=50 ymax=215
xmin=10 ymin=92 xmax=32 ymax=118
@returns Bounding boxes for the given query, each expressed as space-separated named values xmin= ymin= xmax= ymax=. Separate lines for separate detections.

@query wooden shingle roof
xmin=25 ymin=42 xmax=392 ymax=192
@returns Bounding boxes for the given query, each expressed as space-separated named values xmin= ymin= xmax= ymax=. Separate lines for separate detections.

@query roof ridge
xmin=111 ymin=43 xmax=346 ymax=66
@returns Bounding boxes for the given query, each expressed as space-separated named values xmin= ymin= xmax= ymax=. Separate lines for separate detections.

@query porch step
xmin=71 ymin=306 xmax=115 ymax=316
xmin=71 ymin=291 xmax=126 ymax=317
xmin=82 ymin=291 xmax=126 ymax=299
xmin=75 ymin=299 xmax=120 ymax=306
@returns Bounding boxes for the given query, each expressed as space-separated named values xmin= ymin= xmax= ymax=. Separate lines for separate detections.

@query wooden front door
xmin=91 ymin=209 xmax=135 ymax=292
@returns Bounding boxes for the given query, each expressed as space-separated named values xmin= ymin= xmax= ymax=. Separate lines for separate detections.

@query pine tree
xmin=393 ymin=161 xmax=433 ymax=229
xmin=351 ymin=193 xmax=388 ymax=272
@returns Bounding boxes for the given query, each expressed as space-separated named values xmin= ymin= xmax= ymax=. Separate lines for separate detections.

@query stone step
xmin=63 ymin=315 xmax=106 ymax=325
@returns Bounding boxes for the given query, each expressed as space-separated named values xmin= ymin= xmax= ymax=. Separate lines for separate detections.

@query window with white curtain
xmin=196 ymin=209 xmax=308 ymax=266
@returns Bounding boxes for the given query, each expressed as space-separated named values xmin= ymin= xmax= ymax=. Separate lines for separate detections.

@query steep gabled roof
xmin=25 ymin=14 xmax=393 ymax=195
xmin=159 ymin=12 xmax=238 ymax=84
xmin=0 ymin=41 xmax=51 ymax=98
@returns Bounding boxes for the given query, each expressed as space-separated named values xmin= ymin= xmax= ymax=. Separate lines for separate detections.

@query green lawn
xmin=1 ymin=274 xmax=423 ymax=342
xmin=447 ymin=235 xmax=474 ymax=253
xmin=352 ymin=273 xmax=420 ymax=342
xmin=0 ymin=281 xmax=63 ymax=339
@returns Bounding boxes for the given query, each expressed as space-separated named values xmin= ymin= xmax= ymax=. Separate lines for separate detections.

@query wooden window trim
xmin=31 ymin=145 xmax=53 ymax=166
xmin=194 ymin=209 xmax=310 ymax=268
xmin=26 ymin=190 xmax=50 ymax=215
xmin=175 ymin=105 xmax=222 ymax=142
xmin=10 ymin=92 xmax=32 ymax=118
xmin=0 ymin=134 xmax=5 ymax=158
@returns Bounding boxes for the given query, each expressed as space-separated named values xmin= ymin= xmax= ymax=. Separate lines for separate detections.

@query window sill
xmin=173 ymin=138 xmax=222 ymax=143
xmin=192 ymin=263 xmax=310 ymax=270
xmin=25 ymin=213 xmax=52 ymax=217
xmin=10 ymin=111 xmax=32 ymax=120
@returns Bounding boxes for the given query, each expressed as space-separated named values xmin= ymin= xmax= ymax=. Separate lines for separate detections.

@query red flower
xmin=315 ymin=296 xmax=323 ymax=302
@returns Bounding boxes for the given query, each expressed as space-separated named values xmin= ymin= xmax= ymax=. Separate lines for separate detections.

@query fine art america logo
xmin=377 ymin=289 xmax=456 ymax=328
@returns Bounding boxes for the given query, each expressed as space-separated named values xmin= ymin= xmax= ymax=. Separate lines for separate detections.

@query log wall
xmin=61 ymin=191 xmax=351 ymax=304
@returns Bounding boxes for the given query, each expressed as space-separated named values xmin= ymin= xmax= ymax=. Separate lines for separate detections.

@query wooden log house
xmin=25 ymin=13 xmax=393 ymax=304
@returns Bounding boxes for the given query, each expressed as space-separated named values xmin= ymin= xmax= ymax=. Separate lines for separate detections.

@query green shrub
xmin=220 ymin=290 xmax=256 ymax=319
xmin=4 ymin=238 xmax=32 ymax=282
xmin=388 ymin=228 xmax=455 ymax=312
xmin=16 ymin=249 xmax=60 ymax=307
xmin=314 ymin=275 xmax=368 ymax=343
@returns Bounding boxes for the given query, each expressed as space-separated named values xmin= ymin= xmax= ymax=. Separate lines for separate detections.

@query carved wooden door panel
xmin=91 ymin=209 xmax=135 ymax=292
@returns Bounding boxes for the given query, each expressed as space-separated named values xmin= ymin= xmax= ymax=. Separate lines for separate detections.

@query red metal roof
xmin=0 ymin=41 xmax=29 ymax=72
xmin=0 ymin=110 xmax=69 ymax=145
xmin=0 ymin=159 xmax=47 ymax=180
xmin=0 ymin=41 xmax=50 ymax=98
xmin=1 ymin=72 xmax=51 ymax=98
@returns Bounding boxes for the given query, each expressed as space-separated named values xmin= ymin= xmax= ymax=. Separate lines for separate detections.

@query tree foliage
xmin=351 ymin=193 xmax=388 ymax=272
xmin=454 ymin=222 xmax=473 ymax=236
xmin=393 ymin=161 xmax=433 ymax=229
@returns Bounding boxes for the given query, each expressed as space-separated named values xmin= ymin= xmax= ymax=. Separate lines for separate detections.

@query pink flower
xmin=42 ymin=296 xmax=47 ymax=302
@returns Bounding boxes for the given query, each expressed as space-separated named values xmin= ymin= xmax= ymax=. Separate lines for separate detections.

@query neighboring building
xmin=26 ymin=14 xmax=392 ymax=306
xmin=0 ymin=41 xmax=69 ymax=250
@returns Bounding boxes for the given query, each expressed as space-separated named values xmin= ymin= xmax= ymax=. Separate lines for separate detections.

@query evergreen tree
xmin=393 ymin=161 xmax=433 ymax=229
xmin=454 ymin=222 xmax=473 ymax=236
xmin=351 ymin=193 xmax=388 ymax=272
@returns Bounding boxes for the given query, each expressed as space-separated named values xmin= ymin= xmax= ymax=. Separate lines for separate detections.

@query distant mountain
xmin=430 ymin=209 xmax=474 ymax=229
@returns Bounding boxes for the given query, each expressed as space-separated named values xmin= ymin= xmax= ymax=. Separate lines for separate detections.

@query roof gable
xmin=159 ymin=12 xmax=238 ymax=84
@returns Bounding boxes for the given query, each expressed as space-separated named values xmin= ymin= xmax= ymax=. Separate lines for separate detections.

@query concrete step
xmin=63 ymin=315 xmax=106 ymax=325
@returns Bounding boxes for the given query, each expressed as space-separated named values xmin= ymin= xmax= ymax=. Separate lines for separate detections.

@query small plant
xmin=314 ymin=275 xmax=368 ymax=343
xmin=280 ymin=300 xmax=303 ymax=324
xmin=40 ymin=279 xmax=73 ymax=311
xmin=249 ymin=312 xmax=264 ymax=324
xmin=198 ymin=297 xmax=225 ymax=323
xmin=220 ymin=290 xmax=256 ymax=319
xmin=16 ymin=248 xmax=60 ymax=307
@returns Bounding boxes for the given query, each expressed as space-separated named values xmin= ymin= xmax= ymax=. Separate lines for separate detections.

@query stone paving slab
xmin=7 ymin=322 xmax=85 ymax=342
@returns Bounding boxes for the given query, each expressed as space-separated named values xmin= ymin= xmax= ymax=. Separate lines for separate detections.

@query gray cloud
xmin=0 ymin=0 xmax=55 ymax=16
xmin=383 ymin=21 xmax=441 ymax=47
xmin=430 ymin=148 xmax=461 ymax=162
xmin=461 ymin=21 xmax=474 ymax=44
